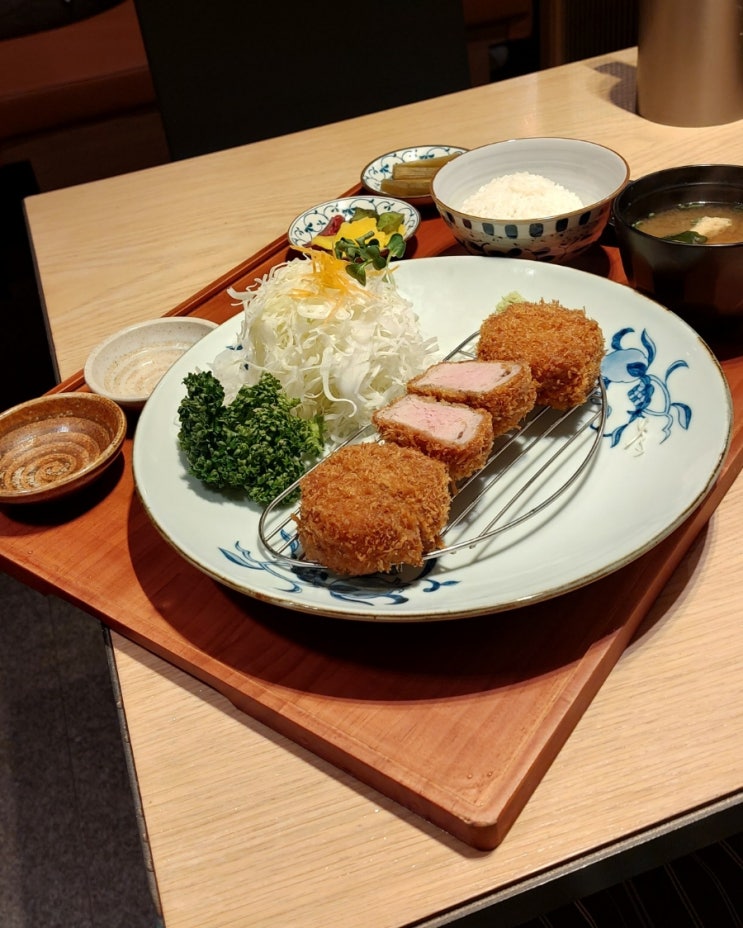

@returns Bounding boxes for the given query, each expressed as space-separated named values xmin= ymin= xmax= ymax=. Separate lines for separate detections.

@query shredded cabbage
xmin=212 ymin=252 xmax=438 ymax=446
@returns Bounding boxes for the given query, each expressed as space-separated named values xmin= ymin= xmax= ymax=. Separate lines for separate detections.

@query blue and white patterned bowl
xmin=287 ymin=195 xmax=420 ymax=250
xmin=431 ymin=138 xmax=629 ymax=263
xmin=360 ymin=145 xmax=468 ymax=205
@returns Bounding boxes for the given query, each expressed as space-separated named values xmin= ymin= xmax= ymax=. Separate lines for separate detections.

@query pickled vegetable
xmin=307 ymin=207 xmax=407 ymax=285
xmin=380 ymin=152 xmax=462 ymax=197
xmin=310 ymin=208 xmax=404 ymax=252
xmin=380 ymin=178 xmax=432 ymax=197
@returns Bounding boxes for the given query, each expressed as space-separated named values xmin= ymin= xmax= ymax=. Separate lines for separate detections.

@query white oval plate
xmin=133 ymin=256 xmax=732 ymax=621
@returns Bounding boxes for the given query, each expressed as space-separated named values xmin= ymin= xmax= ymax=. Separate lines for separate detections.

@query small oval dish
xmin=287 ymin=195 xmax=420 ymax=250
xmin=0 ymin=392 xmax=126 ymax=504
xmin=361 ymin=145 xmax=468 ymax=205
xmin=84 ymin=316 xmax=218 ymax=409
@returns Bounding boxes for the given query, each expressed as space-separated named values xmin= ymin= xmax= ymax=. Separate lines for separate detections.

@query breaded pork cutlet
xmin=478 ymin=300 xmax=604 ymax=409
xmin=372 ymin=393 xmax=494 ymax=482
xmin=407 ymin=359 xmax=537 ymax=437
xmin=294 ymin=442 xmax=450 ymax=576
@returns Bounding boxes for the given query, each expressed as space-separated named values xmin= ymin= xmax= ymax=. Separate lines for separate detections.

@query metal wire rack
xmin=258 ymin=332 xmax=607 ymax=571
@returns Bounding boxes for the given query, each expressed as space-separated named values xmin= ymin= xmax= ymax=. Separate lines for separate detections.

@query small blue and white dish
xmin=360 ymin=145 xmax=468 ymax=205
xmin=287 ymin=195 xmax=420 ymax=250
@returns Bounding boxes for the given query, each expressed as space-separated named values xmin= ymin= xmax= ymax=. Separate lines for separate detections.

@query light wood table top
xmin=21 ymin=48 xmax=743 ymax=927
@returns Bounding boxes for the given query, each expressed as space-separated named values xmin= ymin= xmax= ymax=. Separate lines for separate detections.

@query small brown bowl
xmin=0 ymin=392 xmax=127 ymax=504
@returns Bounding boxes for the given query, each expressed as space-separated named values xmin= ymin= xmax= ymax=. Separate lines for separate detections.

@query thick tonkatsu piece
xmin=407 ymin=359 xmax=537 ymax=437
xmin=477 ymin=300 xmax=604 ymax=410
xmin=294 ymin=442 xmax=450 ymax=576
xmin=372 ymin=393 xmax=494 ymax=482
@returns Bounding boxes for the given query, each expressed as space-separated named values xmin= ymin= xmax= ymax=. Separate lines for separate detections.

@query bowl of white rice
xmin=431 ymin=137 xmax=629 ymax=262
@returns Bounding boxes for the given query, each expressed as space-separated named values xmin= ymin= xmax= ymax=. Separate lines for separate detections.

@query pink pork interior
xmin=415 ymin=360 xmax=518 ymax=392
xmin=377 ymin=395 xmax=484 ymax=445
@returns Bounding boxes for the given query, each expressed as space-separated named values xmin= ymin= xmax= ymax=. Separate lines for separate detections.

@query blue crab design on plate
xmin=601 ymin=327 xmax=692 ymax=453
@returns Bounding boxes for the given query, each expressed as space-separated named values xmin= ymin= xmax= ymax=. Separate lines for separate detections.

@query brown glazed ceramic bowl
xmin=0 ymin=392 xmax=126 ymax=504
xmin=612 ymin=164 xmax=743 ymax=336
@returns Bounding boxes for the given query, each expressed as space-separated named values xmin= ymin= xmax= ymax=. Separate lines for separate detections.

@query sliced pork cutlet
xmin=407 ymin=359 xmax=537 ymax=436
xmin=293 ymin=442 xmax=450 ymax=576
xmin=478 ymin=299 xmax=604 ymax=410
xmin=372 ymin=393 xmax=494 ymax=482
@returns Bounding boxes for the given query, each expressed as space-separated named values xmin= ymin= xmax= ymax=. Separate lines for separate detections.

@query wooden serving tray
xmin=2 ymin=204 xmax=743 ymax=850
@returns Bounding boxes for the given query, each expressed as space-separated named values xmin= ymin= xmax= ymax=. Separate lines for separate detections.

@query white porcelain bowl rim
xmin=432 ymin=137 xmax=630 ymax=222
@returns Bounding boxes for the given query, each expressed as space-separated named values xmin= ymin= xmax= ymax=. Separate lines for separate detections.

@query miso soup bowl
xmin=612 ymin=164 xmax=743 ymax=335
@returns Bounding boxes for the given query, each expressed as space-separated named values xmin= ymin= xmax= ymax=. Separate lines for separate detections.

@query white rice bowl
xmin=432 ymin=137 xmax=629 ymax=263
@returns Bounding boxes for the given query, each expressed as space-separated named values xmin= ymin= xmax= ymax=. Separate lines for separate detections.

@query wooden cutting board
xmin=2 ymin=205 xmax=742 ymax=849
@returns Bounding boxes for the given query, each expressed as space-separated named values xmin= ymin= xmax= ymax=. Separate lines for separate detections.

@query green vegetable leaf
xmin=661 ymin=230 xmax=708 ymax=244
xmin=376 ymin=210 xmax=404 ymax=233
xmin=177 ymin=370 xmax=324 ymax=505
xmin=350 ymin=207 xmax=377 ymax=221
xmin=333 ymin=223 xmax=407 ymax=287
xmin=386 ymin=232 xmax=406 ymax=260
xmin=346 ymin=261 xmax=368 ymax=285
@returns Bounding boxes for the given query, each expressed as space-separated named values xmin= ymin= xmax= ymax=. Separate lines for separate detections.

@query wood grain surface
xmin=17 ymin=47 xmax=743 ymax=926
xmin=2 ymin=211 xmax=741 ymax=849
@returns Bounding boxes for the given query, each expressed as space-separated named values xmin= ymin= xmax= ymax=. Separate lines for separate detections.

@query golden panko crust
xmin=477 ymin=300 xmax=604 ymax=409
xmin=293 ymin=442 xmax=451 ymax=576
